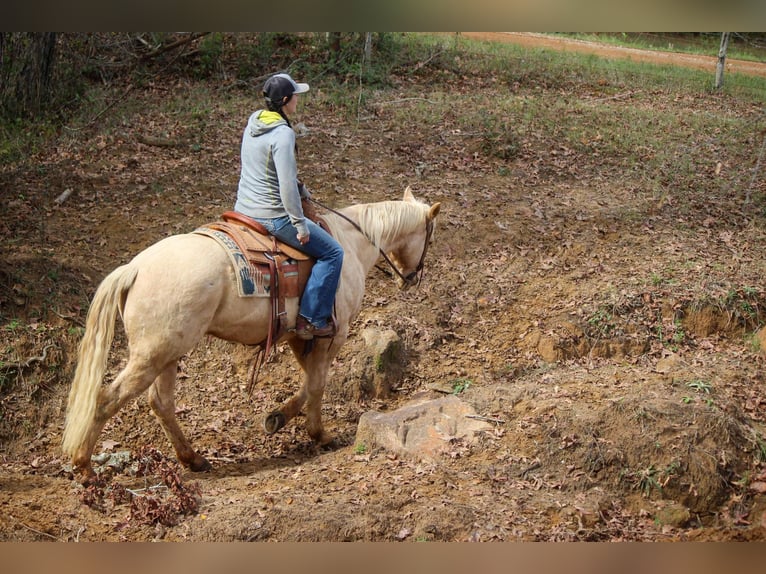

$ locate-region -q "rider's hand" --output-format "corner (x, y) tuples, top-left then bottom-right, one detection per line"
(297, 232), (310, 245)
(297, 181), (311, 199)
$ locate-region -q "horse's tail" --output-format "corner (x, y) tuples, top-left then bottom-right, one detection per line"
(61, 263), (139, 458)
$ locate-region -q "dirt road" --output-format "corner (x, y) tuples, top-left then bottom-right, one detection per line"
(461, 32), (766, 78)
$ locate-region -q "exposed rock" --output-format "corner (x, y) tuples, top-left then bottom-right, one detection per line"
(756, 327), (766, 356)
(359, 327), (405, 398)
(528, 321), (647, 363)
(329, 328), (405, 401)
(355, 395), (492, 458)
(588, 338), (649, 359)
(655, 503), (691, 528)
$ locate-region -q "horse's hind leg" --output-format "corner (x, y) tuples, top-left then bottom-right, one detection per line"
(148, 364), (211, 472)
(72, 358), (160, 482)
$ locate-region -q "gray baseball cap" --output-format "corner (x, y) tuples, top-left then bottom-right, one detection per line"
(263, 73), (309, 106)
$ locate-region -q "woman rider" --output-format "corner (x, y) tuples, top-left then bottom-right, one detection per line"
(234, 73), (343, 339)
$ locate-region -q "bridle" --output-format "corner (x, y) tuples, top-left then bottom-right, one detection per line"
(309, 198), (434, 287)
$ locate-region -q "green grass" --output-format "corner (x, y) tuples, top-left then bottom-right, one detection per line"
(408, 32), (764, 100)
(412, 34), (766, 94)
(0, 116), (59, 164)
(557, 33), (766, 63)
(450, 378), (472, 394)
(3, 32), (765, 180)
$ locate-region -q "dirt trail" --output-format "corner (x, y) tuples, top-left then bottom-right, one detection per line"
(461, 32), (766, 78)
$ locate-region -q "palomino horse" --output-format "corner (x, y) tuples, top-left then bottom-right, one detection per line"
(62, 187), (440, 483)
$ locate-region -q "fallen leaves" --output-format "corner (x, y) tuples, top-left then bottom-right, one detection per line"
(80, 447), (201, 528)
(3, 34), (766, 543)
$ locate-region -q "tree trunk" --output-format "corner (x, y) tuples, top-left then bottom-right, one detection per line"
(328, 32), (341, 55)
(363, 32), (372, 63)
(715, 32), (730, 90)
(0, 32), (57, 118)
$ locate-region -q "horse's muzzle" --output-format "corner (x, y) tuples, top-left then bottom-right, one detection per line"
(398, 271), (421, 290)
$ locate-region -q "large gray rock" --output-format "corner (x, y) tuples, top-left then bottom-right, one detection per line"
(354, 395), (492, 458)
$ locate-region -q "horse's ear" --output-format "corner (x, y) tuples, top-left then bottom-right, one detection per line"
(403, 186), (415, 202)
(428, 202), (441, 220)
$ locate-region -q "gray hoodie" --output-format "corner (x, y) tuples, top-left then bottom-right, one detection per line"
(235, 110), (308, 237)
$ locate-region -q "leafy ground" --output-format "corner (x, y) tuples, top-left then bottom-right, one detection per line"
(1, 33), (766, 541)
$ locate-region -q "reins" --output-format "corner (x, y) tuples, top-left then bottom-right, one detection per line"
(308, 197), (433, 286)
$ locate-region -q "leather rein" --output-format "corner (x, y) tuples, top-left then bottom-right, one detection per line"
(309, 198), (433, 286)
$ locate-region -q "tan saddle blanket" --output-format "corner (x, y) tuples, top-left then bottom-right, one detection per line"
(194, 210), (316, 358)
(193, 211), (313, 299)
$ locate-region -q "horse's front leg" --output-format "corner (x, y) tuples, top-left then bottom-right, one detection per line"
(303, 366), (334, 446)
(264, 339), (334, 446)
(263, 385), (306, 434)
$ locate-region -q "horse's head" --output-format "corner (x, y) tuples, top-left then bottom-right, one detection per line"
(387, 187), (441, 290)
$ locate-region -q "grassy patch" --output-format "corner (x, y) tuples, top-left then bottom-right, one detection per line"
(450, 378), (472, 394)
(559, 33), (766, 63)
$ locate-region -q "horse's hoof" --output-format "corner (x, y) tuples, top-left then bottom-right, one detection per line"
(189, 457), (212, 472)
(319, 438), (339, 450)
(72, 461), (97, 485)
(311, 431), (335, 448)
(264, 411), (287, 434)
(79, 469), (98, 486)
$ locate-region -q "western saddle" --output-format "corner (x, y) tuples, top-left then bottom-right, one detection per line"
(200, 210), (317, 388)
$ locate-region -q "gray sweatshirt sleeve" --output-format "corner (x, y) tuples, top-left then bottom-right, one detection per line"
(272, 127), (308, 237)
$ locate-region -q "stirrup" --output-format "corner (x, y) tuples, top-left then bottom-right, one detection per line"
(295, 316), (336, 340)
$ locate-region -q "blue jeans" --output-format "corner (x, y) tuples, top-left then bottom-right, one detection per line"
(253, 215), (343, 328)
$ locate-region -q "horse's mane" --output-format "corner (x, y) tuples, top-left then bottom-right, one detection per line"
(345, 200), (427, 249)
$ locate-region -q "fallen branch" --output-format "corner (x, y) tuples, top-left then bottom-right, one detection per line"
(51, 308), (86, 328)
(53, 189), (73, 206)
(139, 32), (210, 61)
(413, 48), (445, 71)
(466, 414), (505, 424)
(519, 459), (542, 477)
(1, 343), (56, 372)
(10, 516), (59, 541)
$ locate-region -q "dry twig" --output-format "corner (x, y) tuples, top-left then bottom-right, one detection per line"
(51, 308), (85, 328)
(466, 414), (505, 424)
(1, 343), (56, 372)
(11, 516), (59, 541)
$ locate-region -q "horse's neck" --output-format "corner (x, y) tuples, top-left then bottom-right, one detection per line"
(327, 204), (384, 271)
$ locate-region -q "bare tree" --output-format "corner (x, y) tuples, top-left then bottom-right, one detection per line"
(364, 32), (373, 63)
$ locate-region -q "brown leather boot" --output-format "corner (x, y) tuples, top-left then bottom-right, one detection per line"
(295, 316), (336, 340)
